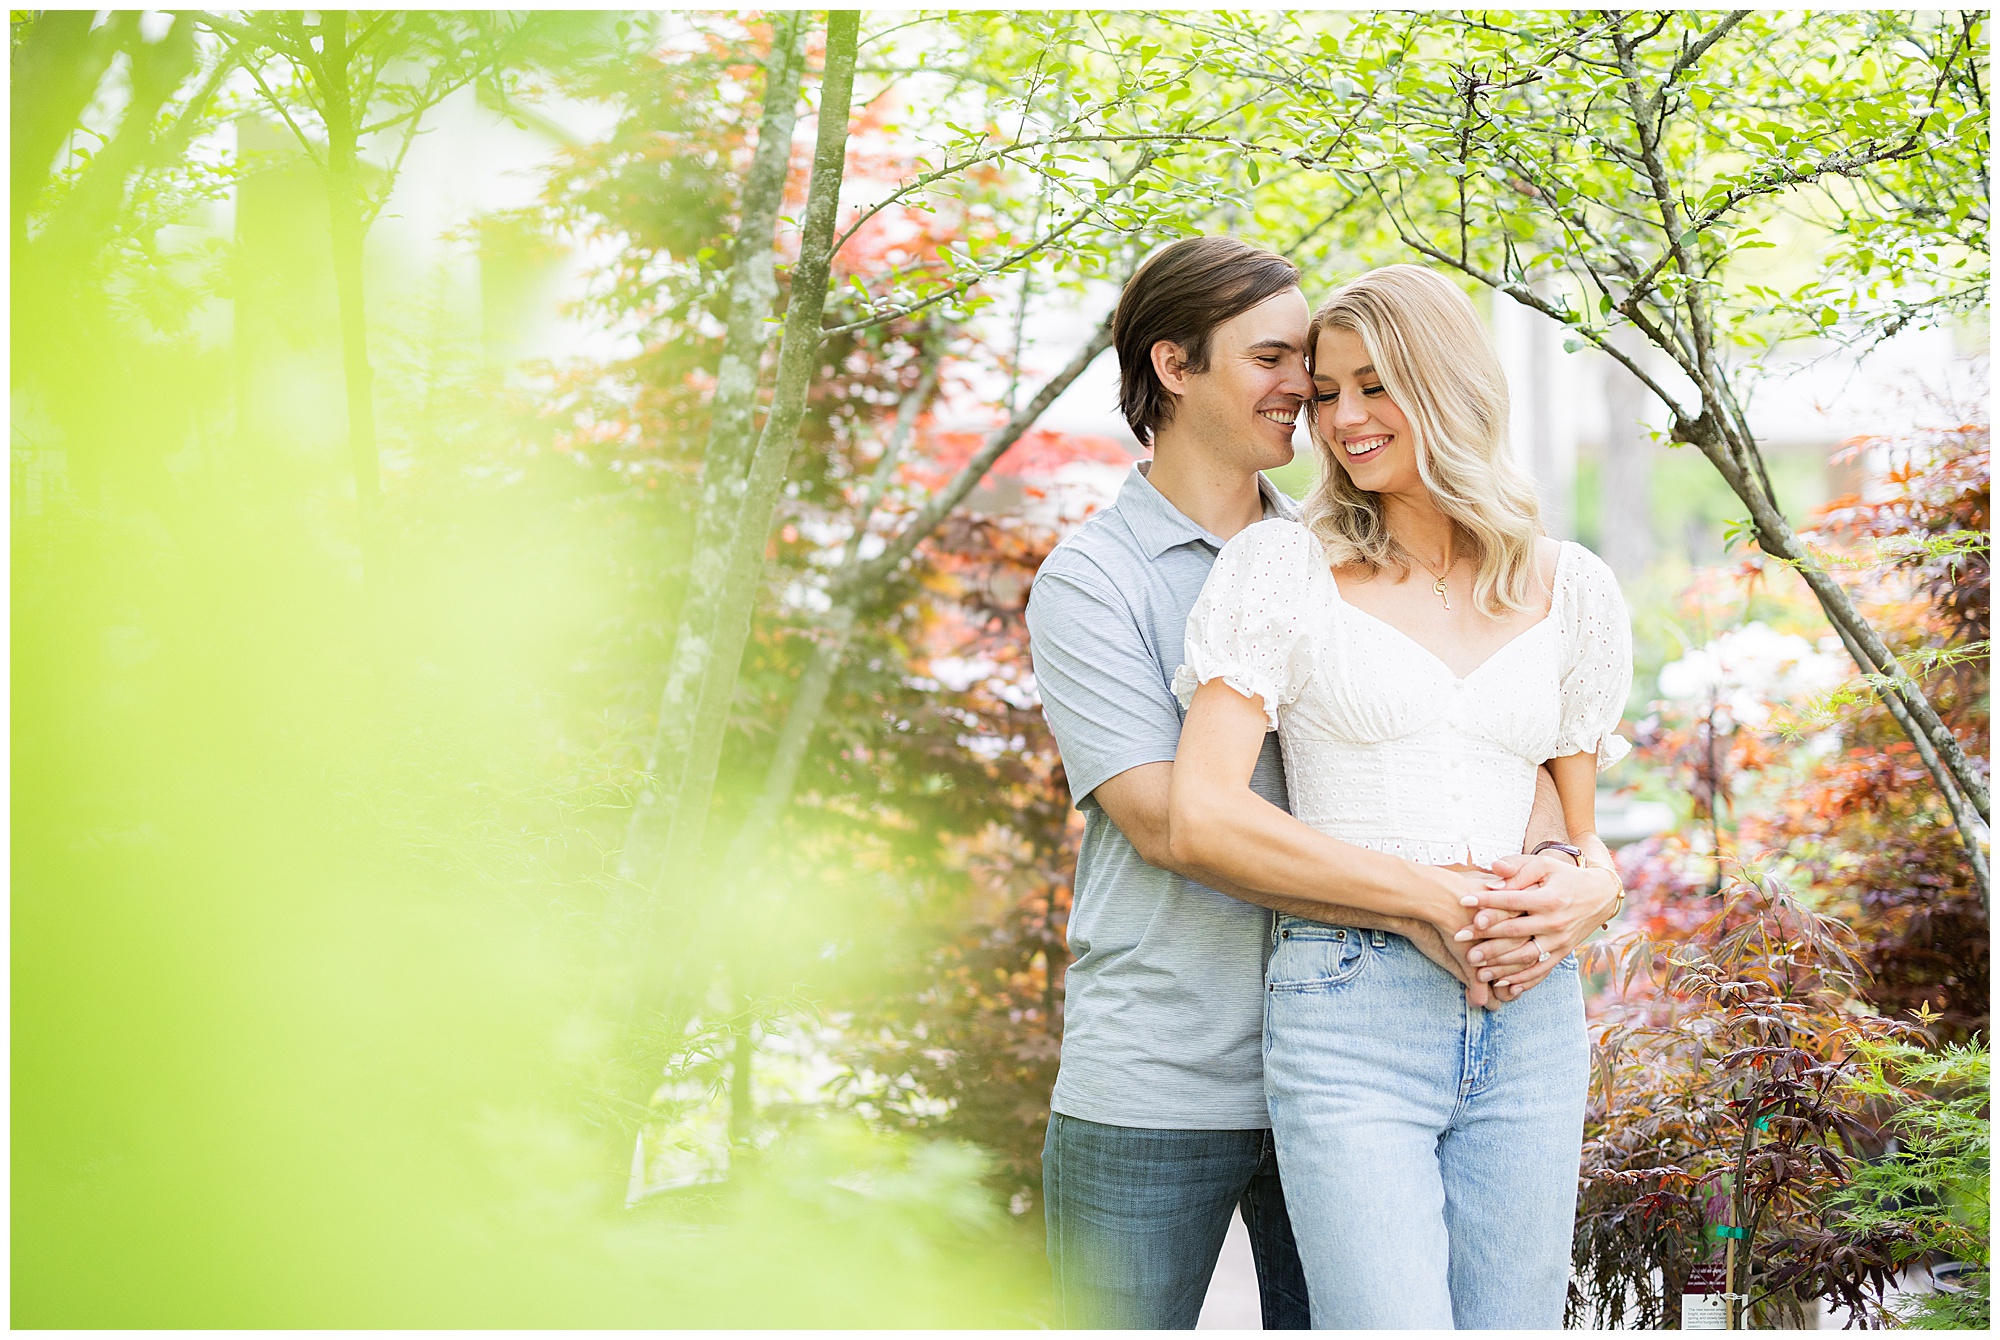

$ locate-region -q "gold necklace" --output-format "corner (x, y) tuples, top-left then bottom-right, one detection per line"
(1409, 542), (1455, 610)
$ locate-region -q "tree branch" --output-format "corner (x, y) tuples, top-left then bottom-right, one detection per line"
(836, 308), (1116, 599)
(1384, 216), (1694, 422)
(821, 147), (1156, 340)
(1666, 10), (1750, 87)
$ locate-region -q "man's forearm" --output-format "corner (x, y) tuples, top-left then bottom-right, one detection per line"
(1089, 758), (1470, 978)
(1523, 763), (1572, 854)
(1197, 874), (1436, 943)
(1175, 860), (1469, 984)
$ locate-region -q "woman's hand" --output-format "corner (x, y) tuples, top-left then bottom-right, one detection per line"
(1414, 864), (1527, 1010)
(1453, 853), (1620, 999)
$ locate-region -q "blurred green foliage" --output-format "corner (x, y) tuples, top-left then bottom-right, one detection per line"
(11, 234), (1048, 1326)
(12, 9), (1054, 1325)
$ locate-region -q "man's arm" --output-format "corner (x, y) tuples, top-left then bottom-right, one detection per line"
(1524, 763), (1571, 855)
(1093, 762), (1462, 944)
(1093, 760), (1489, 984)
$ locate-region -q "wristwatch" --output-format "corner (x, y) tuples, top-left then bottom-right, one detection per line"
(1530, 840), (1583, 865)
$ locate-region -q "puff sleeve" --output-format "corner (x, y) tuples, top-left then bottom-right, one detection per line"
(1553, 542), (1634, 771)
(1172, 519), (1318, 732)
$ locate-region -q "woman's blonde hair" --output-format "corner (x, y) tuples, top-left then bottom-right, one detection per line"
(1300, 264), (1544, 616)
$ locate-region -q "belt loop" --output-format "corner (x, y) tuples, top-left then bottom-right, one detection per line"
(1370, 929), (1388, 948)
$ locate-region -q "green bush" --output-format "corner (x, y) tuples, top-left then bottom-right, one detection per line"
(1837, 1038), (1991, 1329)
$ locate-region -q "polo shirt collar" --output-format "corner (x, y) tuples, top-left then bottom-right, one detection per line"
(1118, 458), (1303, 560)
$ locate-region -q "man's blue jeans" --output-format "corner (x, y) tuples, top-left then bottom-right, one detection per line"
(1042, 1111), (1311, 1329)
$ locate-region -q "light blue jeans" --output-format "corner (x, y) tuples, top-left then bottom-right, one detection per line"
(1263, 916), (1588, 1329)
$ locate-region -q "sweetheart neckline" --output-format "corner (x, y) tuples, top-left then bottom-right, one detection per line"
(1326, 541), (1573, 682)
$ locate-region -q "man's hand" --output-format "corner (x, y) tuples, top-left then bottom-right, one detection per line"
(1453, 853), (1620, 999)
(1423, 863), (1532, 1008)
(1421, 864), (1532, 1009)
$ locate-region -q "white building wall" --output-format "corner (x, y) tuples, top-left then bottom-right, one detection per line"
(1492, 289), (1580, 539)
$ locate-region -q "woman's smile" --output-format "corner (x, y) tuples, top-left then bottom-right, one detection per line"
(1342, 432), (1392, 462)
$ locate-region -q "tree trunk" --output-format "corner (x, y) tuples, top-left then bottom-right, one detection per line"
(10, 12), (133, 253)
(1610, 15), (1988, 845)
(636, 12), (863, 952)
(681, 315), (1115, 1173)
(318, 13), (381, 579)
(616, 12), (808, 886)
(35, 16), (198, 265)
(709, 352), (945, 882)
(1672, 410), (1990, 905)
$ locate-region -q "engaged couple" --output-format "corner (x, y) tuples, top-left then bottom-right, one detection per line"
(1026, 238), (1635, 1330)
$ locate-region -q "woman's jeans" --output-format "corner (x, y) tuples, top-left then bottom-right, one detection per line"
(1264, 917), (1588, 1329)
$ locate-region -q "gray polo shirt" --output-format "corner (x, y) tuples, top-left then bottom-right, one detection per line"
(1025, 461), (1297, 1130)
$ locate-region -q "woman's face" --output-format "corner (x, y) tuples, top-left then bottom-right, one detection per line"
(1311, 326), (1420, 497)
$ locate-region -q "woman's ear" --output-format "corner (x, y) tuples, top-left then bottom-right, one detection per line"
(1150, 339), (1192, 397)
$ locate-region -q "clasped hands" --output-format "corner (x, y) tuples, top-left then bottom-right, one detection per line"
(1432, 854), (1620, 1008)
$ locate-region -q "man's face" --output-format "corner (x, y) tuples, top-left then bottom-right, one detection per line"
(1161, 286), (1311, 472)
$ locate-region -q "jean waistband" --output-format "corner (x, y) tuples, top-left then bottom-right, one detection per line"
(1271, 914), (1397, 948)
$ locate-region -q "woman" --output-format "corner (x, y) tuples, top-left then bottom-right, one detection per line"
(1166, 265), (1632, 1328)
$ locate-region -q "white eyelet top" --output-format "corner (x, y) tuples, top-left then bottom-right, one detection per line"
(1172, 518), (1633, 869)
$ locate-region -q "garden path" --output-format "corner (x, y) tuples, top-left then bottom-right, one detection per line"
(1197, 1208), (1261, 1329)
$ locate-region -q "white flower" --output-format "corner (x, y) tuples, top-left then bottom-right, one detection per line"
(1656, 622), (1849, 730)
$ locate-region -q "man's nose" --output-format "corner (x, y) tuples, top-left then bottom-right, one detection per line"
(1276, 358), (1312, 401)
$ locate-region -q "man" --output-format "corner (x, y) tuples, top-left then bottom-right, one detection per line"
(1025, 237), (1615, 1328)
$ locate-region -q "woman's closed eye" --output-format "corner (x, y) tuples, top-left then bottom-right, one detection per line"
(1311, 385), (1386, 404)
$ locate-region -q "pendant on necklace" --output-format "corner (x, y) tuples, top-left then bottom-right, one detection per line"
(1433, 577), (1451, 610)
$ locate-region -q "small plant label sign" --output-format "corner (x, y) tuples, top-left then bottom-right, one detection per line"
(1682, 1263), (1729, 1330)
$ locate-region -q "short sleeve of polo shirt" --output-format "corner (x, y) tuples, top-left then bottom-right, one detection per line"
(1026, 559), (1185, 810)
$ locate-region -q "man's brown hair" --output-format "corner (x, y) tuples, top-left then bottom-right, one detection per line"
(1113, 236), (1301, 446)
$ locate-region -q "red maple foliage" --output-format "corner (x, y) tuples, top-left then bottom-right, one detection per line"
(1572, 408), (1989, 1325)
